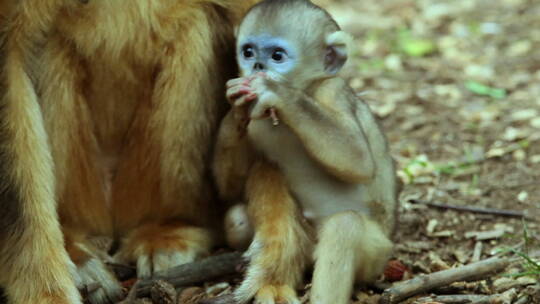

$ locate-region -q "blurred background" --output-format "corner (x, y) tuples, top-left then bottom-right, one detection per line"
(311, 0), (539, 300)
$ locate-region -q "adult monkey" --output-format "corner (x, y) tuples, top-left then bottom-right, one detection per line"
(0, 1), (257, 303)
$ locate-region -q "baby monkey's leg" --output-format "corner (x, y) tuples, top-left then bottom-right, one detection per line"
(311, 211), (393, 304)
(234, 161), (312, 304)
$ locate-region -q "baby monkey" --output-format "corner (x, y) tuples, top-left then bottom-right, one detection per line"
(213, 1), (400, 303)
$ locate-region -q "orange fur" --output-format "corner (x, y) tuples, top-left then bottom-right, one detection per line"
(213, 111), (256, 202)
(115, 222), (213, 277)
(0, 2), (81, 303)
(234, 161), (313, 304)
(0, 1), (257, 303)
(64, 232), (93, 266)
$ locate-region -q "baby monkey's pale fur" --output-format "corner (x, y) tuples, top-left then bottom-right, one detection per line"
(213, 1), (400, 304)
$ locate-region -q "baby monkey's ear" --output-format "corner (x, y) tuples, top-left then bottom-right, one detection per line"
(324, 31), (353, 75)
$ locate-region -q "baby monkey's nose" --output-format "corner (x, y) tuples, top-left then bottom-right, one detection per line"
(253, 62), (265, 71)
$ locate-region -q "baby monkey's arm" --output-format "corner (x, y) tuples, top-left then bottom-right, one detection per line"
(250, 77), (375, 184)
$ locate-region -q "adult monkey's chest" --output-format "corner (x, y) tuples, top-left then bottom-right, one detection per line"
(51, 1), (197, 151)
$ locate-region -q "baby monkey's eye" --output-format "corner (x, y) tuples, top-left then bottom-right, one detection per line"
(271, 48), (286, 62)
(242, 45), (255, 58)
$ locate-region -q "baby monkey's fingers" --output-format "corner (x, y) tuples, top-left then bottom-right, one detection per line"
(234, 92), (258, 108)
(226, 78), (246, 89)
(232, 93), (257, 126)
(226, 85), (255, 104)
(226, 75), (258, 89)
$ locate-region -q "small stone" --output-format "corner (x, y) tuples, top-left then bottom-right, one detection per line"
(513, 149), (526, 161)
(517, 191), (528, 203)
(384, 54), (403, 71)
(530, 154), (540, 163)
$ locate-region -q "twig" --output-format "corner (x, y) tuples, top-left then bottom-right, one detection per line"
(199, 294), (236, 304)
(379, 257), (510, 304)
(417, 288), (517, 304)
(136, 252), (244, 297)
(515, 296), (530, 304)
(118, 280), (142, 304)
(471, 242), (483, 262)
(409, 199), (535, 221)
(417, 294), (492, 304)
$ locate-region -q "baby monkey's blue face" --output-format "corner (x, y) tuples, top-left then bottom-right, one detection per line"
(237, 35), (298, 78)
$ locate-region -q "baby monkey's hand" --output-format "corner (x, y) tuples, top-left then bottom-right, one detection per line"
(226, 75), (259, 128)
(226, 75), (258, 107)
(226, 72), (280, 126)
(247, 74), (281, 125)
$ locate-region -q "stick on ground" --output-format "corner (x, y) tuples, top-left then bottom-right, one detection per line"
(379, 257), (511, 304)
(136, 252), (245, 297)
(417, 288), (517, 304)
(418, 294), (492, 304)
(409, 199), (535, 220)
(118, 280), (143, 304)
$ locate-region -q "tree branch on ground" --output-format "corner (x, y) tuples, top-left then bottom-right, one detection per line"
(380, 257), (511, 304)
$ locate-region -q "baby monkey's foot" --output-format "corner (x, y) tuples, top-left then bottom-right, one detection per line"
(253, 285), (300, 304)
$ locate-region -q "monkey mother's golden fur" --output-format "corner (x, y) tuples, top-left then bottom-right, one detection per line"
(213, 1), (400, 304)
(0, 1), (256, 303)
